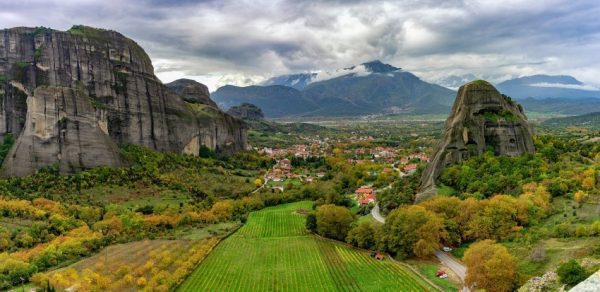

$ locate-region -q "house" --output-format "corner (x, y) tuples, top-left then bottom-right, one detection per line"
(404, 164), (418, 174)
(359, 193), (376, 205)
(278, 159), (292, 171)
(355, 187), (374, 196)
(369, 251), (385, 260)
(355, 187), (376, 205)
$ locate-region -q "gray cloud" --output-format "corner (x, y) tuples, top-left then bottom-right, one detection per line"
(1, 0), (599, 90)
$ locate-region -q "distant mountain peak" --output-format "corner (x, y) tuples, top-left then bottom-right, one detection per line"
(360, 60), (401, 73)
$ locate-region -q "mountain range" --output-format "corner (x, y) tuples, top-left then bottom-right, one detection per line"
(212, 61), (456, 117)
(496, 75), (600, 100)
(213, 61), (600, 118)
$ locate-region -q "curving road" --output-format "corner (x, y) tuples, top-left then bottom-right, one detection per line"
(371, 204), (386, 223)
(371, 203), (470, 291)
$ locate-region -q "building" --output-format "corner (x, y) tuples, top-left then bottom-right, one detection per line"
(355, 187), (376, 205)
(404, 164), (418, 174)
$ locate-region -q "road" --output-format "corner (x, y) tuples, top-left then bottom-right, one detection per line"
(371, 204), (386, 223)
(435, 250), (466, 280)
(371, 203), (470, 291)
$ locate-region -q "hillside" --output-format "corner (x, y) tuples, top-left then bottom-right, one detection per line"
(212, 85), (318, 117)
(519, 97), (600, 115)
(543, 112), (600, 128)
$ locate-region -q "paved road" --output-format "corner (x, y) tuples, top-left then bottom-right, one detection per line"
(370, 202), (470, 291)
(371, 204), (385, 223)
(435, 250), (466, 280)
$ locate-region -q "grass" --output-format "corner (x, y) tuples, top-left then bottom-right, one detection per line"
(357, 213), (377, 224)
(450, 243), (470, 259)
(175, 222), (240, 241)
(436, 184), (457, 196)
(266, 177), (303, 187)
(409, 260), (459, 292)
(178, 201), (435, 291)
(503, 237), (600, 285)
(83, 184), (189, 209)
(542, 196), (600, 227)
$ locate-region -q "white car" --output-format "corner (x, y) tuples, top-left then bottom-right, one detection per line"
(439, 274), (448, 279)
(442, 246), (452, 252)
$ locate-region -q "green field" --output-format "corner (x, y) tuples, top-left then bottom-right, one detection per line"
(178, 201), (435, 291)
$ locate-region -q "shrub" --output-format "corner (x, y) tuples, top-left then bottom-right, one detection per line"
(557, 260), (588, 286)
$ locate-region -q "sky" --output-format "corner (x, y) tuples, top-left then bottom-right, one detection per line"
(1, 0), (599, 91)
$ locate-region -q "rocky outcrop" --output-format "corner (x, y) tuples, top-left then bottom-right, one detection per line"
(165, 78), (217, 107)
(418, 80), (534, 201)
(0, 26), (247, 176)
(226, 103), (264, 120)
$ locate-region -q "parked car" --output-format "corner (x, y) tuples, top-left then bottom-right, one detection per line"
(442, 246), (452, 252)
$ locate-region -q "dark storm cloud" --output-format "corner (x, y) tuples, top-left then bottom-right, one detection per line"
(1, 0), (599, 89)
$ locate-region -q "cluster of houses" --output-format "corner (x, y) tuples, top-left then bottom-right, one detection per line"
(258, 143), (329, 159)
(265, 159), (293, 181)
(265, 158), (325, 184)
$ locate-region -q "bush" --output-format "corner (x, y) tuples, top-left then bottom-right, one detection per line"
(557, 260), (588, 286)
(305, 213), (317, 232)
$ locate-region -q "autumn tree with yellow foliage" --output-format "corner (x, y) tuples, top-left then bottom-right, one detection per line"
(464, 240), (516, 292)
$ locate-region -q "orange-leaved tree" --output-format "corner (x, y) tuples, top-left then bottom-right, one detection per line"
(464, 239), (516, 292)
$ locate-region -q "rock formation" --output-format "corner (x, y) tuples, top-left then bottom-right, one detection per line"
(165, 78), (217, 107)
(418, 80), (535, 201)
(0, 26), (247, 176)
(226, 103), (265, 120)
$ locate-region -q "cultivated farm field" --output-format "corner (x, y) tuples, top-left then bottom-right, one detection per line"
(178, 201), (435, 291)
(38, 238), (219, 291)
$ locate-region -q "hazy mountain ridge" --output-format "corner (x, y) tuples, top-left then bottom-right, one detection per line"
(497, 74), (600, 100)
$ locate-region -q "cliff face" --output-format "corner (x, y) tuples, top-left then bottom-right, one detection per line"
(418, 80), (534, 201)
(165, 78), (217, 107)
(226, 103), (265, 120)
(0, 26), (246, 176)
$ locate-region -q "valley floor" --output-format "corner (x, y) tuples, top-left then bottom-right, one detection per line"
(177, 201), (436, 291)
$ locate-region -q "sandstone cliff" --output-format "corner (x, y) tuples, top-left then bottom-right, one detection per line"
(418, 80), (535, 201)
(0, 26), (247, 176)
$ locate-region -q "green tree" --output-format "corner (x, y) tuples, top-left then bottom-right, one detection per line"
(380, 205), (446, 258)
(346, 221), (380, 249)
(305, 213), (317, 232)
(315, 204), (354, 240)
(557, 260), (588, 286)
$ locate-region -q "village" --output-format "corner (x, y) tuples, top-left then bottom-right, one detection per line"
(258, 142), (430, 206)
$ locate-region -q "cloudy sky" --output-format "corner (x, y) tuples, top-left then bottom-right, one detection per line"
(1, 0), (599, 90)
